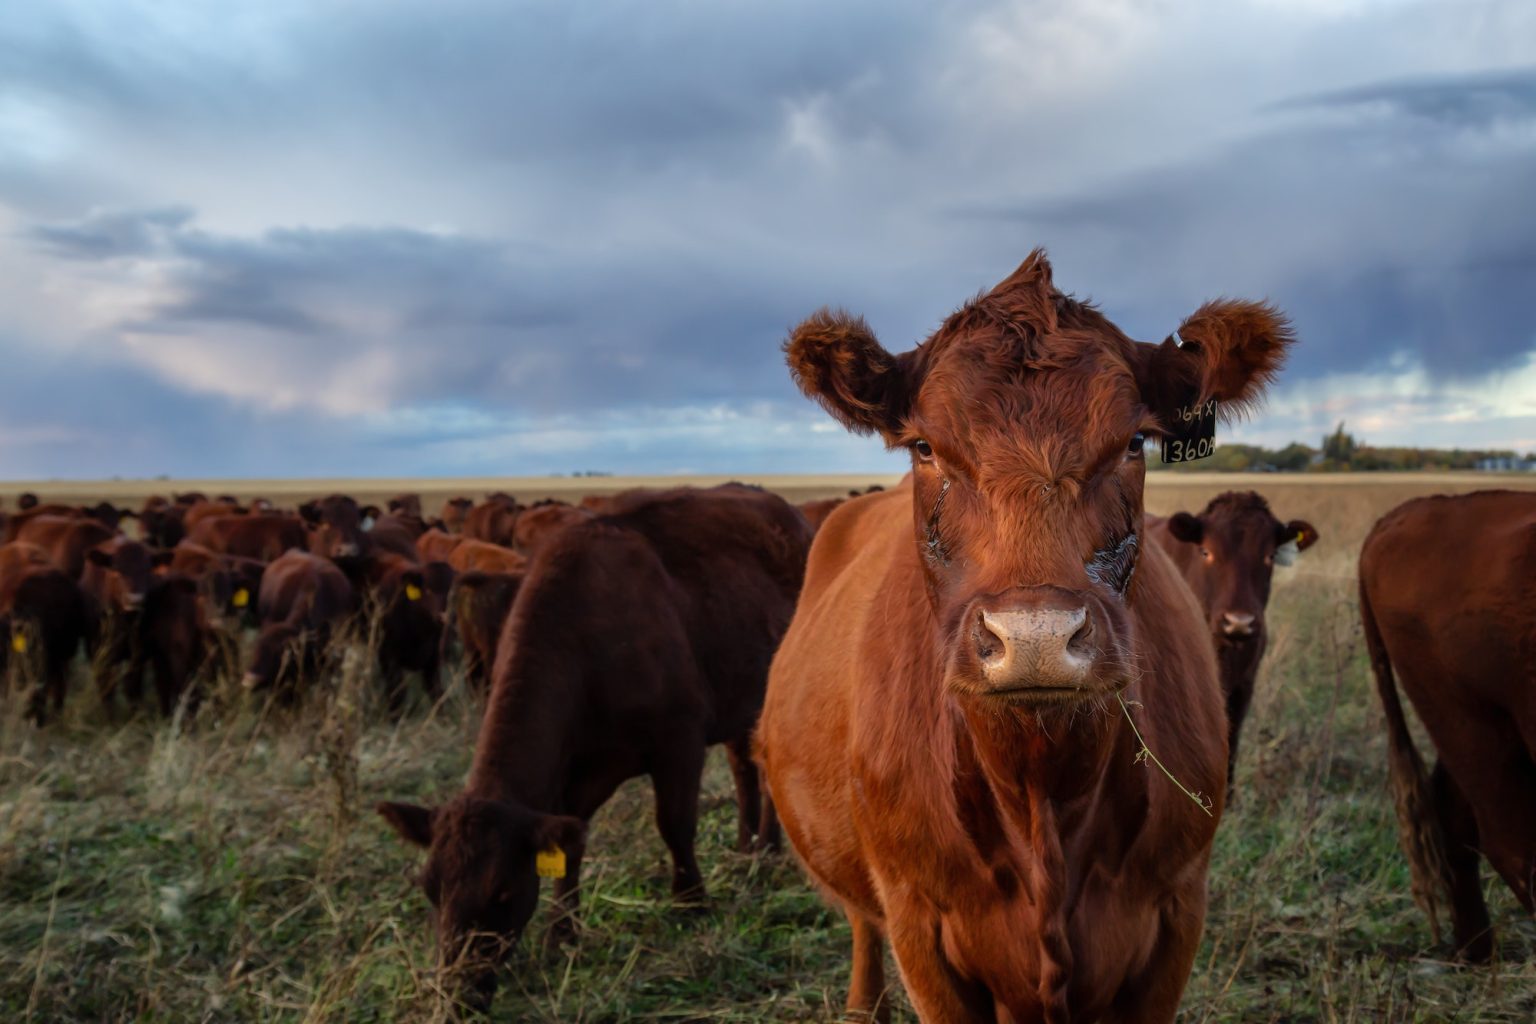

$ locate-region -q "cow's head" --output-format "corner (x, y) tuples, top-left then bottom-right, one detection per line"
(85, 540), (173, 610)
(378, 797), (584, 1010)
(440, 497), (475, 534)
(786, 250), (1293, 707)
(1165, 491), (1317, 644)
(302, 495), (369, 559)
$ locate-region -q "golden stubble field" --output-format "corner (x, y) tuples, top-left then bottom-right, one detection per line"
(2, 471), (1535, 1022)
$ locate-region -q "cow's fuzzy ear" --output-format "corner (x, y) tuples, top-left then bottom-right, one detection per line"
(86, 548), (114, 568)
(1136, 300), (1294, 427)
(1167, 512), (1204, 545)
(785, 309), (913, 440)
(1279, 519), (1320, 551)
(377, 801), (435, 848)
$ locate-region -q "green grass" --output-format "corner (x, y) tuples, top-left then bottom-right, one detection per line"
(2, 572), (1534, 1021)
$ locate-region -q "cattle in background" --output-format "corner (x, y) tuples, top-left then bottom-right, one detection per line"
(463, 495), (520, 547)
(449, 570), (524, 694)
(416, 528), (463, 564)
(300, 494), (373, 560)
(447, 538), (527, 575)
(439, 496), (474, 534)
(17, 493), (39, 511)
(512, 502), (591, 557)
(1148, 491), (1319, 785)
(379, 484), (811, 1006)
(1360, 490), (1536, 963)
(182, 498), (245, 530)
(366, 553), (453, 711)
(0, 542), (89, 722)
(367, 513), (429, 562)
(186, 514), (307, 563)
(11, 515), (118, 578)
(167, 543), (266, 629)
(758, 252), (1292, 1021)
(138, 496), (189, 548)
(387, 493), (423, 519)
(242, 550), (355, 699)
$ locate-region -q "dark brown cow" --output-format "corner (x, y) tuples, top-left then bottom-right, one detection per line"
(167, 543), (266, 628)
(134, 575), (219, 716)
(462, 496), (520, 547)
(439, 496), (475, 534)
(301, 494), (371, 559)
(12, 515), (117, 578)
(0, 563), (90, 722)
(185, 514), (307, 563)
(447, 538), (527, 575)
(758, 252), (1292, 1022)
(379, 484), (811, 1006)
(367, 513), (428, 562)
(1147, 491), (1319, 785)
(80, 537), (175, 707)
(1360, 490), (1536, 963)
(242, 550), (355, 698)
(17, 492), (39, 511)
(511, 502), (591, 557)
(449, 570), (525, 694)
(363, 552), (452, 711)
(387, 493), (423, 519)
(138, 496), (189, 548)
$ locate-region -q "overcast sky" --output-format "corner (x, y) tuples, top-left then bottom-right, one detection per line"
(2, 0), (1533, 479)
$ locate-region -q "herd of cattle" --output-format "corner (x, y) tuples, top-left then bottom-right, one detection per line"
(6, 253), (1534, 1020)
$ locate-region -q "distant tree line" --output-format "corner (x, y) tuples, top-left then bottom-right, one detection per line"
(1151, 422), (1536, 473)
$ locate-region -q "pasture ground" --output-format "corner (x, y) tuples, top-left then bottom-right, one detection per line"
(3, 472), (1536, 1022)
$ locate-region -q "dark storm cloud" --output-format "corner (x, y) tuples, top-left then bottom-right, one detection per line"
(1, 1), (1534, 475)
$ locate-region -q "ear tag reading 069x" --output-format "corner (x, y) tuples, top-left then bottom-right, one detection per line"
(1161, 398), (1218, 465)
(536, 847), (567, 879)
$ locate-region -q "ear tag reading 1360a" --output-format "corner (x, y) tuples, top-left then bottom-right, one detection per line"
(1161, 398), (1218, 465)
(536, 847), (567, 879)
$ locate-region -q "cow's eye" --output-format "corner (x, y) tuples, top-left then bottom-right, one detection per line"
(913, 440), (934, 461)
(1127, 433), (1145, 456)
(1200, 547), (1213, 561)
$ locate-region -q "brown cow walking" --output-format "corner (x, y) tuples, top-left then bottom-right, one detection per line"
(759, 252), (1293, 1022)
(1148, 491), (1319, 785)
(1360, 489), (1536, 962)
(379, 484), (811, 1009)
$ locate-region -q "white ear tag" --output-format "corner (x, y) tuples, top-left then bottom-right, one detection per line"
(1275, 539), (1300, 567)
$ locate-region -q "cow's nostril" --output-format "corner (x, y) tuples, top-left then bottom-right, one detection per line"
(1067, 615), (1094, 656)
(974, 611), (1005, 664)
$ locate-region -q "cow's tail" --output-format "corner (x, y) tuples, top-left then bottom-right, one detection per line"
(1360, 574), (1451, 942)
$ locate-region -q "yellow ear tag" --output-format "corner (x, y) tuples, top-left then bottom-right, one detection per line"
(11, 633), (27, 654)
(536, 847), (566, 879)
(1297, 531), (1307, 544)
(405, 583), (423, 602)
(232, 588), (250, 608)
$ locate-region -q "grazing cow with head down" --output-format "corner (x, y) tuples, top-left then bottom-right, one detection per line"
(447, 538), (527, 575)
(1147, 491), (1319, 785)
(378, 484), (811, 1009)
(1360, 489), (1536, 964)
(758, 251), (1293, 1022)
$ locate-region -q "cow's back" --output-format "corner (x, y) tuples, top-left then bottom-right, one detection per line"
(1362, 491), (1536, 720)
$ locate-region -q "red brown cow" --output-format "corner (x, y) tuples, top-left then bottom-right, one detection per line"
(439, 496), (475, 534)
(1360, 489), (1536, 963)
(364, 552), (452, 711)
(167, 543), (266, 628)
(12, 515), (117, 578)
(379, 484), (811, 1007)
(186, 514), (307, 563)
(416, 528), (463, 564)
(757, 252), (1292, 1022)
(511, 502), (591, 557)
(242, 550), (355, 698)
(182, 498), (244, 529)
(1147, 491), (1319, 785)
(449, 570), (525, 694)
(367, 513), (428, 562)
(462, 496), (520, 547)
(447, 538), (527, 575)
(134, 575), (219, 716)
